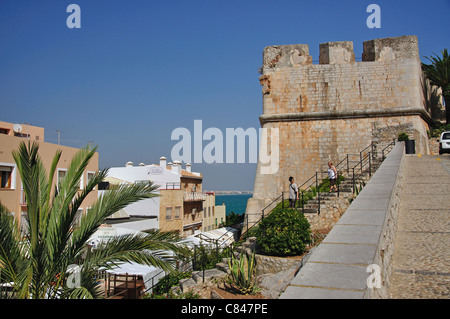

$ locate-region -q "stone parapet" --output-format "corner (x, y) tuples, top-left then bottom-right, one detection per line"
(362, 35), (420, 62)
(319, 41), (355, 65)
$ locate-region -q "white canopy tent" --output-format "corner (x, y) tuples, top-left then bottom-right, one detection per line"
(89, 226), (169, 293)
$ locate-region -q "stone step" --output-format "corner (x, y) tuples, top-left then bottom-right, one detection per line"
(192, 269), (228, 284)
(215, 262), (230, 274)
(300, 208), (318, 214)
(318, 192), (338, 198)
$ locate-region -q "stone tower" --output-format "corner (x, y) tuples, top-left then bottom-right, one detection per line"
(246, 35), (430, 223)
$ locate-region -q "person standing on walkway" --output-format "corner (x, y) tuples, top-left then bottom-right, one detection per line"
(289, 176), (298, 208)
(328, 161), (338, 192)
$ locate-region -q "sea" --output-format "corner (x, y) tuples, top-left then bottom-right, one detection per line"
(215, 194), (252, 216)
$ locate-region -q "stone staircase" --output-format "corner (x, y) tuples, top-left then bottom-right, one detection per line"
(300, 157), (383, 216)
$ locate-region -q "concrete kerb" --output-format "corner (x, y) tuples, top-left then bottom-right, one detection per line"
(279, 142), (405, 299)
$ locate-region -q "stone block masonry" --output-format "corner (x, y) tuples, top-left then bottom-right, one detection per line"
(246, 35), (431, 224)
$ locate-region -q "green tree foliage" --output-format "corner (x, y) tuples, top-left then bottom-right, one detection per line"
(422, 49), (450, 124)
(225, 211), (244, 227)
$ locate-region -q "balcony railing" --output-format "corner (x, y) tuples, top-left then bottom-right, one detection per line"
(183, 192), (206, 202)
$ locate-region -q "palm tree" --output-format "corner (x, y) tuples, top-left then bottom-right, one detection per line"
(422, 48), (450, 124)
(0, 141), (190, 299)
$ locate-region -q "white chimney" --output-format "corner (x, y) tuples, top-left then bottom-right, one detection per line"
(125, 161), (133, 167)
(186, 163), (192, 173)
(160, 156), (167, 169)
(167, 162), (173, 170)
(172, 160), (181, 174)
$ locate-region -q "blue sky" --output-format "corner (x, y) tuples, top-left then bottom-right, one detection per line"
(1, 0), (449, 191)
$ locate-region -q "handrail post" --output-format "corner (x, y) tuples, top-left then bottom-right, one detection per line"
(352, 167), (355, 194)
(360, 152), (363, 173)
(316, 172), (320, 215)
(246, 214), (248, 235)
(347, 154), (349, 175)
(301, 191), (304, 214)
(337, 171), (340, 197)
(282, 192), (284, 209)
(369, 152), (372, 176)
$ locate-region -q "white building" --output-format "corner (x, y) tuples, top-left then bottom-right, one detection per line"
(102, 158), (205, 236)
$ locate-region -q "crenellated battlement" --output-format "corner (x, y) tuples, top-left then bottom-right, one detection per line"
(259, 35), (426, 118)
(262, 35), (419, 70)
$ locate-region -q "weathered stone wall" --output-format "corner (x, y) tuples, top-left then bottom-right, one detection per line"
(247, 36), (431, 223)
(305, 196), (351, 232)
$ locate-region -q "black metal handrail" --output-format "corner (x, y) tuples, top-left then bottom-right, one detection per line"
(382, 139), (396, 160)
(250, 141), (386, 231)
(261, 193), (283, 218)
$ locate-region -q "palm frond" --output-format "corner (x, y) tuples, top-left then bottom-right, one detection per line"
(69, 182), (159, 260)
(0, 202), (22, 286)
(84, 230), (190, 274)
(423, 48), (450, 94)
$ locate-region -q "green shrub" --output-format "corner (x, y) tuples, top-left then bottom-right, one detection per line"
(428, 122), (450, 138)
(193, 244), (231, 271)
(225, 211), (245, 227)
(398, 132), (409, 141)
(153, 271), (192, 294)
(256, 207), (311, 257)
(142, 288), (200, 299)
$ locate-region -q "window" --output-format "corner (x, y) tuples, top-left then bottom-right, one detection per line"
(174, 206), (181, 219)
(74, 208), (83, 227)
(87, 171), (96, 189)
(208, 207), (211, 217)
(0, 164), (16, 189)
(0, 166), (12, 189)
(166, 207), (172, 220)
(14, 132), (30, 138)
(57, 169), (67, 187)
(136, 180), (150, 186)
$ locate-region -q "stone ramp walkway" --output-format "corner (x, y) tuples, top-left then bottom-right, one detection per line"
(279, 142), (406, 299)
(388, 155), (450, 299)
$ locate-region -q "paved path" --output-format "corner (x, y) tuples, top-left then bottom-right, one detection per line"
(388, 154), (450, 299)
